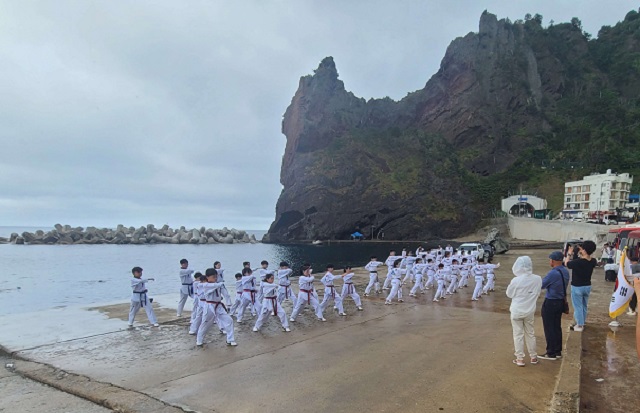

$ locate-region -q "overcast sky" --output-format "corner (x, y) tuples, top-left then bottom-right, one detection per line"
(0, 1), (636, 230)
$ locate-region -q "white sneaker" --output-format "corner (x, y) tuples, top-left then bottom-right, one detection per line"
(188, 331), (196, 335)
(398, 299), (404, 302)
(227, 341), (238, 346)
(573, 325), (584, 332)
(176, 313), (181, 317)
(339, 313), (347, 316)
(318, 317), (327, 322)
(289, 318), (295, 322)
(409, 294), (416, 297)
(153, 323), (160, 327)
(628, 310), (637, 316)
(384, 301), (391, 305)
(127, 324), (134, 328)
(357, 306), (363, 311)
(283, 327), (291, 332)
(433, 299), (439, 302)
(252, 327), (259, 332)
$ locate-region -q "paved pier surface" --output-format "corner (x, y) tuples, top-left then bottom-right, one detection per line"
(4, 249), (637, 413)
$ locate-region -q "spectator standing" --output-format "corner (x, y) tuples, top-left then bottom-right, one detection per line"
(539, 251), (570, 360)
(506, 256), (542, 366)
(565, 241), (598, 332)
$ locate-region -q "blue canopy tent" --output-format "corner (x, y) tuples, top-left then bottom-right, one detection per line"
(351, 231), (364, 240)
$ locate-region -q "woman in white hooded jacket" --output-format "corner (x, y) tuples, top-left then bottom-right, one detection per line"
(506, 256), (542, 366)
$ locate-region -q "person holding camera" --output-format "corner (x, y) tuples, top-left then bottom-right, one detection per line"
(564, 241), (598, 332)
(539, 252), (570, 360)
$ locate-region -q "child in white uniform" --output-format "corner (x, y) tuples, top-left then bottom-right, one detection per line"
(214, 261), (232, 306)
(447, 259), (460, 295)
(471, 261), (486, 301)
(277, 261), (297, 305)
(290, 265), (325, 321)
(364, 256), (385, 296)
(228, 273), (243, 316)
(128, 266), (159, 327)
(236, 267), (259, 323)
(341, 266), (363, 310)
(177, 258), (194, 317)
(253, 273), (291, 332)
(433, 263), (447, 302)
(189, 273), (207, 334)
(190, 272), (202, 324)
(482, 262), (501, 294)
(319, 264), (346, 316)
(424, 258), (436, 289)
(196, 269), (237, 347)
(458, 258), (471, 288)
(383, 250), (398, 290)
(402, 252), (418, 285)
(409, 258), (425, 296)
(385, 259), (404, 305)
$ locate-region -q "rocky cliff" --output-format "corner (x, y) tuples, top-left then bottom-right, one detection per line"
(265, 10), (640, 242)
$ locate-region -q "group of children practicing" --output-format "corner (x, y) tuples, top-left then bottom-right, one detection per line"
(127, 245), (500, 348)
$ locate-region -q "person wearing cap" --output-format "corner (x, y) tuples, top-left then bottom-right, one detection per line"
(506, 256), (542, 366)
(539, 251), (570, 360)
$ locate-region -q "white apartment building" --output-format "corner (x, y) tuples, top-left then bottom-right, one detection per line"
(563, 169), (633, 216)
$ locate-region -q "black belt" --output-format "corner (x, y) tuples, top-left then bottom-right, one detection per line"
(135, 289), (148, 307)
(182, 283), (194, 296)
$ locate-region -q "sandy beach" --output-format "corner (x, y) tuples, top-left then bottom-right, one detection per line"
(2, 248), (639, 413)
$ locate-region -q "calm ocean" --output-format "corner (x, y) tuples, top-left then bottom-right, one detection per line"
(0, 226), (434, 316)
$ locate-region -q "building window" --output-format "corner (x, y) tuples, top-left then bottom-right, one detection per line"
(585, 194), (590, 201)
(566, 197), (571, 202)
(583, 203), (589, 209)
(567, 187), (572, 194)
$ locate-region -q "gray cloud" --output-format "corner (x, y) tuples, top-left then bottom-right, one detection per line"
(0, 0), (636, 228)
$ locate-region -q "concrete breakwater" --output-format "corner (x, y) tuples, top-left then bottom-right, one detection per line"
(2, 224), (258, 245)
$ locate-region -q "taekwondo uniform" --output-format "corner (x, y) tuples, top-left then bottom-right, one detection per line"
(177, 268), (194, 317)
(277, 268), (297, 304)
(385, 267), (403, 304)
(319, 271), (345, 315)
(290, 274), (324, 321)
(253, 282), (290, 331)
(128, 276), (158, 326)
(341, 271), (363, 309)
(196, 281), (236, 346)
(364, 260), (384, 295)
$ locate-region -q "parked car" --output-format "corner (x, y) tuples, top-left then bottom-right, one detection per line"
(458, 242), (491, 262)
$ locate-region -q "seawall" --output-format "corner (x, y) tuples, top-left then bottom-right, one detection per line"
(507, 215), (617, 243)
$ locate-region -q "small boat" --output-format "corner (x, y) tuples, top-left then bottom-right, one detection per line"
(312, 240), (323, 245)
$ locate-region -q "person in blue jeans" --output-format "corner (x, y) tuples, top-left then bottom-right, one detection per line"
(565, 241), (597, 332)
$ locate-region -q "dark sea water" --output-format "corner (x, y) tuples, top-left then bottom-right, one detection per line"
(0, 226), (443, 315)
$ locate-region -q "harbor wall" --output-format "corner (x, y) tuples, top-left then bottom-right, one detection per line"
(507, 215), (617, 243)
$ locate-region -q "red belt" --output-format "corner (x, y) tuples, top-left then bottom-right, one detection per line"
(267, 296), (278, 314)
(326, 285), (335, 298)
(206, 301), (227, 312)
(280, 285), (293, 299)
(243, 289), (256, 304)
(300, 288), (312, 302)
(345, 282), (354, 294)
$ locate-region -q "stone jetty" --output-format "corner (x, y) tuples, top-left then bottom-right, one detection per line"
(3, 224), (258, 245)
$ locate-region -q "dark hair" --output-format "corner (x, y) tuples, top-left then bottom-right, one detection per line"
(393, 258), (402, 268)
(194, 271), (202, 278)
(131, 266), (143, 274)
(416, 258), (422, 263)
(279, 261), (289, 267)
(213, 261), (221, 267)
(462, 258), (467, 262)
(427, 258), (433, 263)
(205, 268), (217, 277)
(265, 273), (274, 281)
(180, 258), (188, 265)
(389, 250), (395, 253)
(344, 265), (352, 272)
(301, 264), (311, 274)
(326, 264), (334, 269)
(242, 267), (252, 276)
(261, 260), (269, 266)
(243, 261), (250, 267)
(452, 259), (458, 263)
(235, 272), (243, 279)
(199, 274), (207, 282)
(581, 240), (596, 255)
(370, 255), (377, 260)
(438, 263), (444, 268)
